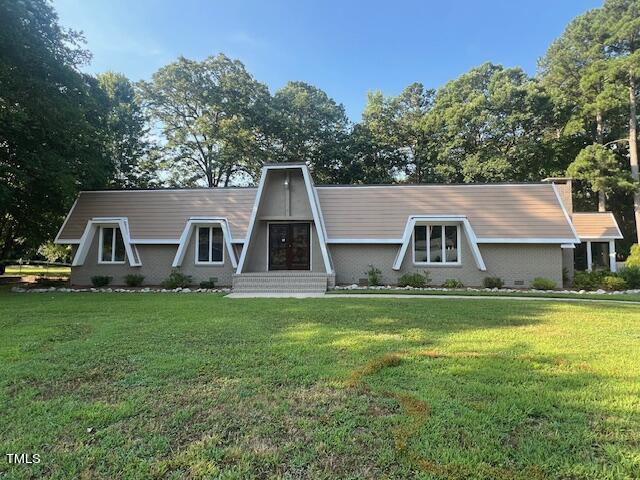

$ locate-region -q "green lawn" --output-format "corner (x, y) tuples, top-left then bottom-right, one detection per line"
(328, 288), (640, 303)
(1, 293), (638, 479)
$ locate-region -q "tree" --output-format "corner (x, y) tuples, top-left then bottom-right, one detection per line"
(97, 72), (159, 188)
(429, 63), (556, 183)
(0, 0), (112, 259)
(361, 83), (435, 182)
(567, 144), (634, 200)
(138, 54), (270, 187)
(540, 8), (627, 211)
(267, 81), (350, 183)
(600, 0), (640, 241)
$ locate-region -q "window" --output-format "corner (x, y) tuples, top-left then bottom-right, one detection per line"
(99, 226), (125, 263)
(413, 224), (460, 264)
(591, 242), (610, 270)
(196, 226), (224, 264)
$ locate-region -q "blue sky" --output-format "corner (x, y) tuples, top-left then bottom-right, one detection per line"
(53, 0), (602, 120)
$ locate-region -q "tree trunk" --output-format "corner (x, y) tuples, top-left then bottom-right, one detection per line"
(630, 73), (640, 243)
(596, 109), (606, 212)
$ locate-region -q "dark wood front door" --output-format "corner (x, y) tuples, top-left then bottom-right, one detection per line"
(268, 223), (311, 270)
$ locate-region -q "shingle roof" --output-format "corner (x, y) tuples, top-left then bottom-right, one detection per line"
(316, 184), (577, 241)
(571, 212), (623, 239)
(57, 183), (579, 243)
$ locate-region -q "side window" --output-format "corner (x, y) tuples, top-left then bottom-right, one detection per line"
(100, 227), (125, 263)
(414, 224), (460, 264)
(196, 226), (224, 264)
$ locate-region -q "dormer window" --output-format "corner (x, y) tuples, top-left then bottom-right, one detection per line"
(99, 226), (126, 264)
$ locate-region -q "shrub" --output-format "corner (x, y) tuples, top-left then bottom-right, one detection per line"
(602, 275), (627, 291)
(483, 277), (504, 289)
(161, 270), (192, 289)
(626, 244), (640, 267)
(398, 271), (430, 288)
(572, 270), (605, 290)
(619, 266), (640, 289)
(91, 275), (112, 287)
(531, 277), (556, 290)
(366, 265), (382, 286)
(442, 279), (464, 288)
(199, 277), (217, 289)
(125, 274), (144, 287)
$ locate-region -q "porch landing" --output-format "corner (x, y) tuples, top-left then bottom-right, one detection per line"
(232, 271), (331, 294)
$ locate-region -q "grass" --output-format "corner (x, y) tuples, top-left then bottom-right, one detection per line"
(0, 292), (639, 479)
(3, 265), (70, 278)
(328, 288), (640, 303)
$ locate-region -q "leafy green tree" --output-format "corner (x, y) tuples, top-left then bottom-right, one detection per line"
(0, 0), (112, 259)
(97, 72), (159, 188)
(361, 83), (435, 182)
(429, 63), (556, 183)
(337, 123), (401, 184)
(38, 242), (72, 263)
(267, 81), (350, 183)
(138, 54), (270, 187)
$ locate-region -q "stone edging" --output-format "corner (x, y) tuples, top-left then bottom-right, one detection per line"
(10, 286), (230, 294)
(331, 285), (640, 296)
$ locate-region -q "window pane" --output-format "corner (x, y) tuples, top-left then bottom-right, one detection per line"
(445, 226), (458, 262)
(198, 227), (210, 262)
(414, 226), (428, 262)
(101, 228), (113, 262)
(114, 228), (125, 262)
(574, 243), (588, 271)
(211, 227), (223, 262)
(591, 242), (610, 270)
(429, 225), (442, 262)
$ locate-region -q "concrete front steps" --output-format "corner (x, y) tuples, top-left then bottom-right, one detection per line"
(232, 271), (329, 294)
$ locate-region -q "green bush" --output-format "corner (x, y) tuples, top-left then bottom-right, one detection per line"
(483, 277), (504, 289)
(602, 275), (627, 291)
(366, 265), (382, 286)
(125, 274), (144, 287)
(619, 266), (640, 289)
(199, 277), (217, 289)
(572, 270), (605, 290)
(625, 244), (640, 267)
(531, 277), (556, 290)
(442, 279), (464, 288)
(398, 271), (430, 288)
(91, 275), (112, 287)
(161, 270), (192, 289)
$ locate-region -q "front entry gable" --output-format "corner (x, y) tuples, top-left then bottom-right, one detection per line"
(236, 164), (332, 274)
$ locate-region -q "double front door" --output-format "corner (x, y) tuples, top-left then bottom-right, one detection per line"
(268, 223), (311, 270)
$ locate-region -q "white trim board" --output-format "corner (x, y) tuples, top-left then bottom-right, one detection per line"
(172, 218), (237, 268)
(393, 215), (486, 271)
(236, 164), (333, 274)
(476, 237), (580, 244)
(551, 183), (580, 243)
(54, 196), (79, 244)
(72, 218), (141, 267)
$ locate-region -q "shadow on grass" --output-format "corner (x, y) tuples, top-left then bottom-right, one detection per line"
(0, 294), (637, 478)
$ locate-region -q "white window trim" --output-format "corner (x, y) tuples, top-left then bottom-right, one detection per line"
(412, 224), (462, 266)
(97, 226), (127, 265)
(172, 218), (236, 268)
(194, 225), (225, 266)
(394, 215), (486, 271)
